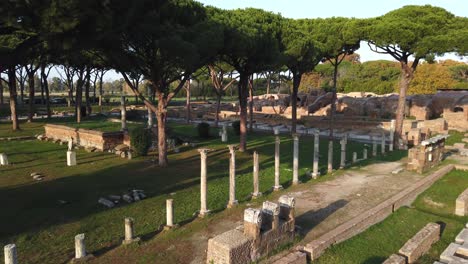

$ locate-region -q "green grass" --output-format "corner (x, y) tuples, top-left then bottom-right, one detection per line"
(0, 120), (399, 263)
(316, 170), (468, 264)
(445, 130), (465, 146)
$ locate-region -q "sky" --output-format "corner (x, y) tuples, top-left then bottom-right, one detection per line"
(68, 0), (468, 81)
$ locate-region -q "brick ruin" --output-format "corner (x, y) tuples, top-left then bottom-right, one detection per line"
(44, 124), (130, 151)
(407, 135), (448, 173)
(206, 195), (296, 264)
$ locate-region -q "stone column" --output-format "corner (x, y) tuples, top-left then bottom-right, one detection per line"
(4, 244), (17, 264)
(363, 148), (368, 160)
(312, 129), (320, 179)
(381, 131), (386, 154)
(74, 233), (87, 259)
(243, 208), (262, 239)
(227, 145), (238, 208)
(121, 96), (127, 131)
(165, 199), (175, 229)
(198, 149), (210, 217)
(352, 152), (357, 163)
(221, 125), (228, 142)
(273, 128), (283, 191)
(123, 217), (140, 244)
(389, 119), (395, 151)
(0, 153), (9, 166)
(327, 140), (333, 174)
(292, 133), (300, 185)
(372, 136), (377, 157)
(252, 151), (262, 198)
(340, 137), (347, 169)
(67, 150), (77, 166)
(147, 107), (153, 128)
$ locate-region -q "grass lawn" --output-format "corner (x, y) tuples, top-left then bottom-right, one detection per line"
(315, 170), (468, 264)
(0, 118), (404, 263)
(446, 130), (466, 146)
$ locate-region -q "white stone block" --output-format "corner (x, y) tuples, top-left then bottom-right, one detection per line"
(67, 151), (77, 166)
(244, 208), (262, 225)
(456, 229), (468, 244)
(0, 153), (8, 165)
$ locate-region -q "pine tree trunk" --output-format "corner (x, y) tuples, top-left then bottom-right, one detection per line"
(76, 79), (83, 123)
(8, 68), (19, 130)
(85, 73), (91, 115)
(291, 72), (301, 134)
(215, 93), (221, 127)
(0, 79), (4, 105)
(329, 62), (339, 141)
(248, 78), (254, 132)
(395, 62), (413, 149)
(156, 90), (168, 167)
(41, 69), (51, 118)
(186, 81), (191, 124)
(27, 72), (35, 122)
(238, 74), (248, 152)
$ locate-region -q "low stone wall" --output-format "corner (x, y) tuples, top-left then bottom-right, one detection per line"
(455, 189), (468, 216)
(304, 164), (455, 261)
(44, 124), (129, 151)
(271, 251), (307, 264)
(382, 254), (406, 264)
(398, 222), (440, 263)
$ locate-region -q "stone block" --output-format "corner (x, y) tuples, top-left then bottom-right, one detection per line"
(456, 229), (468, 244)
(398, 222), (440, 263)
(456, 189), (468, 216)
(271, 251), (307, 264)
(67, 151), (77, 166)
(382, 254), (406, 264)
(440, 243), (468, 263)
(206, 229), (252, 264)
(0, 153), (8, 165)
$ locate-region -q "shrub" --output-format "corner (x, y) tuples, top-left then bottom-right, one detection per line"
(232, 121), (240, 135)
(197, 122), (211, 138)
(130, 126), (152, 156)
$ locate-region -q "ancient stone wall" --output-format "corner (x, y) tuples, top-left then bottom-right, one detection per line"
(44, 124), (128, 151)
(407, 135), (448, 173)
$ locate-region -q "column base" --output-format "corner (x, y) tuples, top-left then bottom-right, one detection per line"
(164, 224), (179, 231)
(311, 172), (320, 179)
(292, 180), (301, 185)
(251, 192), (262, 199)
(198, 210), (210, 218)
(71, 254), (95, 263)
(122, 237), (141, 245)
(227, 200), (238, 208)
(273, 185), (283, 191)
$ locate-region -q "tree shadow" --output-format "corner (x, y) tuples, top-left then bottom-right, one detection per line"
(295, 199), (348, 235)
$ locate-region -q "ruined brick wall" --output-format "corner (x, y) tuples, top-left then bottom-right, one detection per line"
(407, 135), (446, 173)
(44, 124), (128, 151)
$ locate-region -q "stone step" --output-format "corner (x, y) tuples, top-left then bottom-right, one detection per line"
(456, 229), (468, 244)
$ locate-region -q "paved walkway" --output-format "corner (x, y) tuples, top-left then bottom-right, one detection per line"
(188, 159), (428, 263)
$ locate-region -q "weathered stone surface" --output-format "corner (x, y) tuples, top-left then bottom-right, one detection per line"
(67, 150), (77, 166)
(4, 244), (17, 264)
(398, 222), (440, 263)
(244, 208), (262, 225)
(0, 153), (9, 166)
(271, 251), (307, 264)
(382, 254), (406, 264)
(439, 243), (468, 263)
(456, 189), (468, 216)
(456, 228), (468, 244)
(98, 198), (115, 208)
(206, 229), (252, 264)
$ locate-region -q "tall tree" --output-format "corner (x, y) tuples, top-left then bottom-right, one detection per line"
(208, 63), (236, 127)
(366, 5), (465, 148)
(308, 17), (360, 172)
(281, 18), (323, 133)
(211, 7), (283, 151)
(100, 0), (223, 166)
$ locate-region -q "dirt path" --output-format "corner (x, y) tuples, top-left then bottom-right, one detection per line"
(188, 160), (425, 263)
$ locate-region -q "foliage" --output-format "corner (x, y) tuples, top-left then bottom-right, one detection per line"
(197, 122), (211, 138)
(409, 62), (457, 94)
(129, 126), (152, 156)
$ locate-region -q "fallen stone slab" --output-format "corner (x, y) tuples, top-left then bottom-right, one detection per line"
(382, 254), (406, 264)
(456, 189), (468, 216)
(398, 222), (440, 263)
(456, 229), (468, 244)
(439, 243), (468, 263)
(98, 198), (115, 208)
(122, 194), (133, 203)
(392, 168), (404, 174)
(33, 175), (44, 181)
